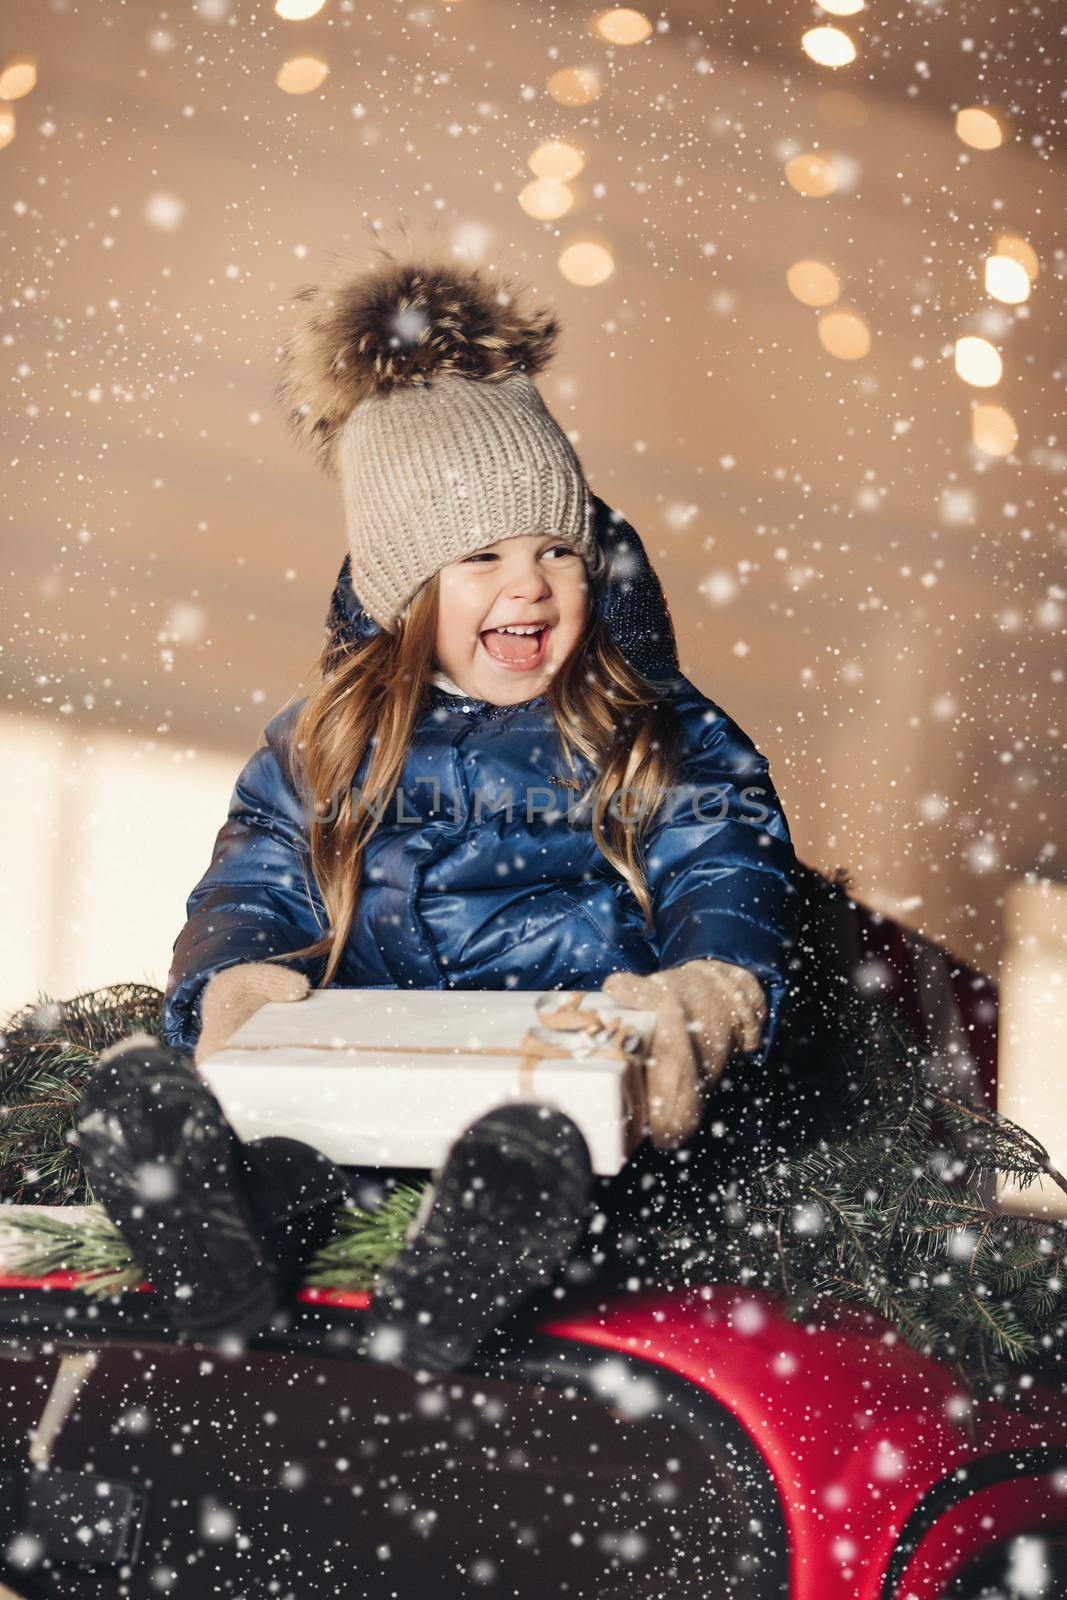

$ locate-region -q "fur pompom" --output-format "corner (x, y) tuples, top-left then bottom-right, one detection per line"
(275, 242), (561, 477)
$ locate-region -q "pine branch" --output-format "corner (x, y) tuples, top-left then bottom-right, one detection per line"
(0, 1183), (431, 1302)
(304, 1184), (427, 1291)
(656, 994), (1067, 1404)
(0, 984), (164, 1205)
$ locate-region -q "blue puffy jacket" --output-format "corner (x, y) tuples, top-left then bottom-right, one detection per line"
(162, 497), (799, 1060)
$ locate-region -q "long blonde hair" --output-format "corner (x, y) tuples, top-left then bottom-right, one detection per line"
(286, 574), (684, 986)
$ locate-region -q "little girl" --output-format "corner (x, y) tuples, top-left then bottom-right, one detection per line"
(77, 243), (799, 1374)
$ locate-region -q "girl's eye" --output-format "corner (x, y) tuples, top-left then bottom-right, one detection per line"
(461, 544), (575, 564)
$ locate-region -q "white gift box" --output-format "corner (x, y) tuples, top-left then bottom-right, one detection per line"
(199, 988), (656, 1177)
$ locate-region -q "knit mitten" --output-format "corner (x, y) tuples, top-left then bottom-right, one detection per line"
(194, 963), (311, 1067)
(601, 958), (768, 1149)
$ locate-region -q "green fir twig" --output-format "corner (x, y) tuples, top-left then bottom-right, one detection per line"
(654, 997), (1067, 1403)
(0, 984), (164, 1205)
(0, 1186), (430, 1302)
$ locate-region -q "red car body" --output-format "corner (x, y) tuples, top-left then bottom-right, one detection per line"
(0, 886), (1063, 1596)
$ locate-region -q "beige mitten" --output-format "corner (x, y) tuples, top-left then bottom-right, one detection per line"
(601, 958), (768, 1149)
(194, 962), (311, 1067)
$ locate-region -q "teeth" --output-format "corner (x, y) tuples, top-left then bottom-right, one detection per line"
(493, 624), (544, 635)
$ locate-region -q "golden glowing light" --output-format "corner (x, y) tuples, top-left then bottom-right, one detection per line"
(559, 240), (615, 286)
(275, 0), (327, 16)
(817, 309), (870, 359)
(784, 152), (838, 197)
(0, 56), (37, 101)
(275, 55), (329, 94)
(594, 8), (653, 44)
(984, 255), (1030, 305)
(955, 336), (1002, 388)
(0, 105), (14, 150)
(547, 67), (601, 107)
(519, 179), (574, 221)
(802, 26), (857, 67)
(955, 107), (1002, 150)
(529, 140), (584, 181)
(995, 234), (1039, 283)
(816, 0), (865, 13)
(787, 259), (841, 308)
(972, 404), (1017, 457)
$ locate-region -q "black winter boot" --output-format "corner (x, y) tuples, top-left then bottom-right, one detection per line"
(361, 1103), (594, 1376)
(237, 1136), (352, 1287)
(76, 1036), (284, 1343)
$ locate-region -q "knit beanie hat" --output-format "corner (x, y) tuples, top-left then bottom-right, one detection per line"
(275, 245), (601, 633)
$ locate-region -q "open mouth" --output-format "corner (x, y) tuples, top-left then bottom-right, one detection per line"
(479, 623), (551, 672)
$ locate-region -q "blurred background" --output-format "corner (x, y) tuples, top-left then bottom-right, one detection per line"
(1, 0), (1063, 1017)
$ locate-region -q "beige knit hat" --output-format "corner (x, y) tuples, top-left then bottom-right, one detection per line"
(275, 243), (599, 632)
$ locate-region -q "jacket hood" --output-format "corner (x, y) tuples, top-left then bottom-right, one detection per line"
(324, 493), (682, 696)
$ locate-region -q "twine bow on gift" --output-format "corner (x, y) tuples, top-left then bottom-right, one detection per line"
(521, 991), (642, 1077)
(518, 992), (651, 1134)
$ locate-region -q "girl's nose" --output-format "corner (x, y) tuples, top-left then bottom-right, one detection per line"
(505, 564), (552, 601)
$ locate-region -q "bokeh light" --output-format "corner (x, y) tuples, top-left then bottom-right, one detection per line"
(802, 27), (857, 68)
(594, 9), (652, 45)
(787, 259), (841, 307)
(984, 255), (1030, 305)
(994, 234), (1039, 283)
(817, 309), (870, 359)
(529, 140), (584, 181)
(559, 240), (615, 286)
(955, 107), (1003, 149)
(785, 152), (838, 197)
(274, 0), (327, 17)
(275, 56), (329, 94)
(0, 56), (37, 100)
(955, 336), (1002, 387)
(972, 404), (1017, 457)
(547, 67), (601, 106)
(518, 179), (574, 221)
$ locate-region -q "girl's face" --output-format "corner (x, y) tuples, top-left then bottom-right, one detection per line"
(432, 533), (591, 705)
